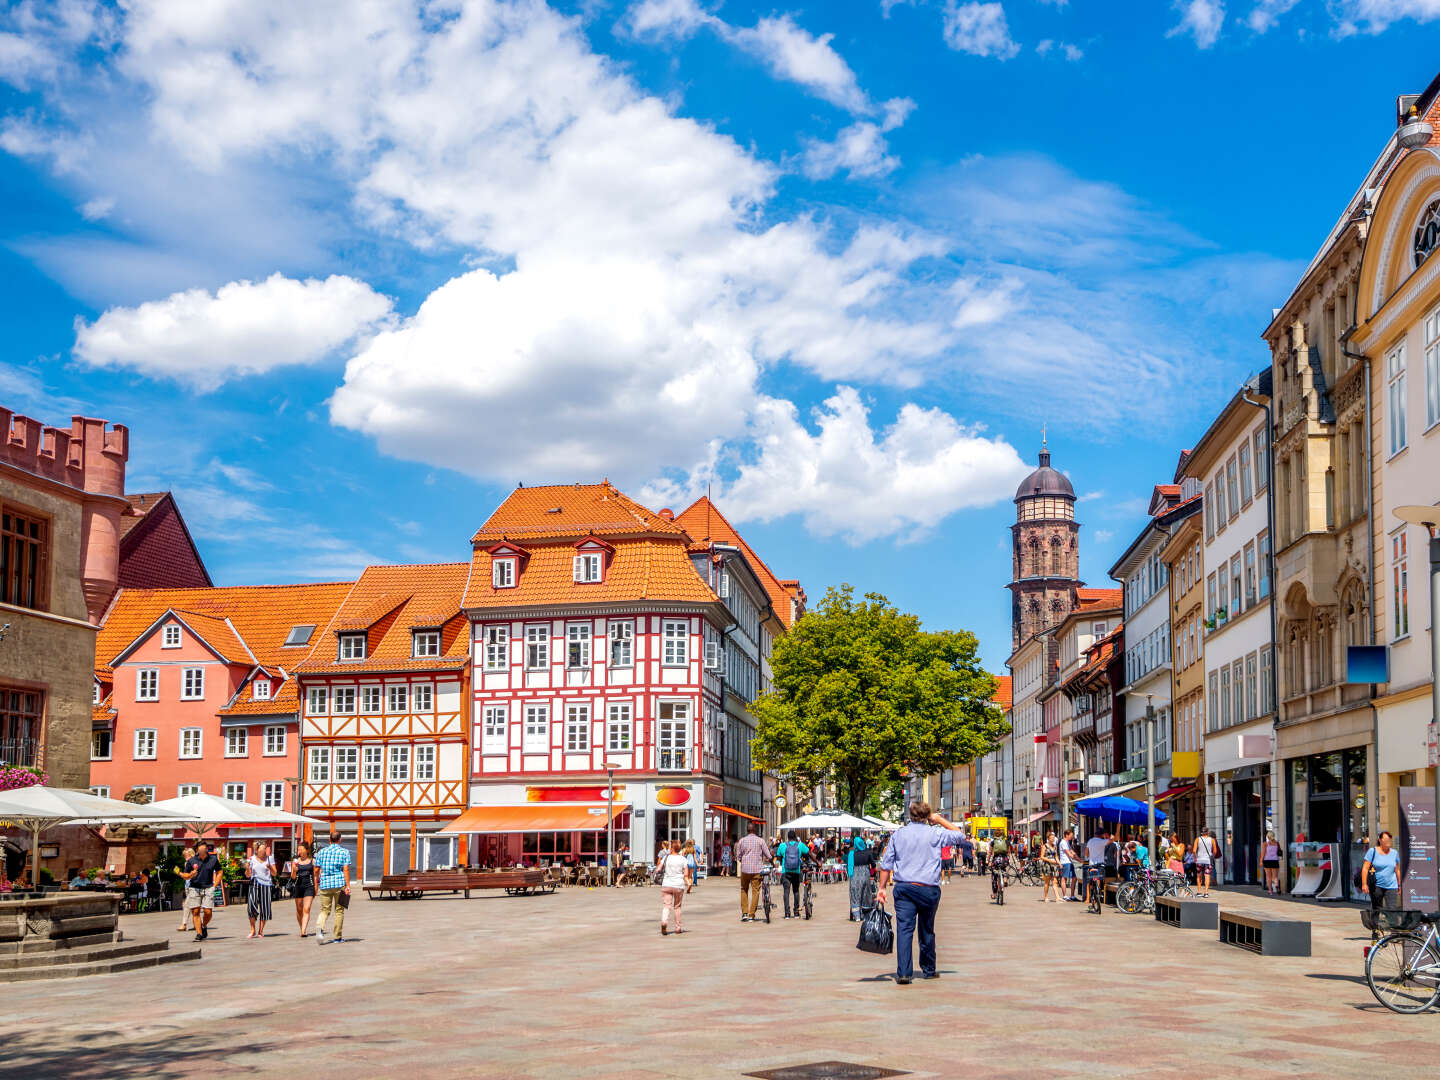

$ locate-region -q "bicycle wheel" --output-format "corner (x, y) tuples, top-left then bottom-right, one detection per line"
(1367, 934), (1440, 1014)
(1116, 881), (1142, 914)
(1170, 884), (1194, 898)
(762, 884), (772, 924)
(803, 883), (813, 920)
(996, 878), (1005, 905)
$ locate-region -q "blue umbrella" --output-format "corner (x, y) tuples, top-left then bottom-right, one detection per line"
(1073, 795), (1166, 826)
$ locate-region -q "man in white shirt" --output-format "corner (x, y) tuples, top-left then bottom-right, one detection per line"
(1058, 827), (1079, 902)
(1083, 828), (1115, 907)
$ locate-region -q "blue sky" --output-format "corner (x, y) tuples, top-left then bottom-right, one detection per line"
(2, 0), (1438, 673)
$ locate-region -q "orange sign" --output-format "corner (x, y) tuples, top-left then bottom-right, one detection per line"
(654, 786), (691, 806)
(526, 786), (624, 802)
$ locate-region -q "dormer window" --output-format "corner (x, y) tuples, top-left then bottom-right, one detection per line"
(573, 553), (603, 583)
(413, 630), (441, 658)
(162, 623), (181, 648)
(252, 678), (271, 700)
(493, 558), (516, 588)
(338, 633), (366, 661)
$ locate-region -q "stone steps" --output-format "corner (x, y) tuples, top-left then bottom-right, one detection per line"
(0, 939), (201, 982)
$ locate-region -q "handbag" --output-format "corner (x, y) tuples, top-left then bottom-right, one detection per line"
(856, 903), (894, 955)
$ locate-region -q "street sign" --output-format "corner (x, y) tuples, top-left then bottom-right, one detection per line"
(1428, 721), (1438, 769)
(1399, 786), (1440, 915)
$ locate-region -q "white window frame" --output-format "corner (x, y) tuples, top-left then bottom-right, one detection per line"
(90, 729), (112, 761)
(136, 668), (159, 702)
(388, 745), (410, 782)
(662, 620), (689, 667)
(1426, 305), (1440, 430)
(134, 728), (157, 759)
(657, 701), (690, 771)
(484, 625), (509, 671)
(414, 744), (436, 781)
(567, 623), (591, 669)
(261, 781), (284, 809)
(181, 667), (205, 700)
(90, 785), (109, 798)
(1393, 527), (1411, 639)
(338, 633), (367, 661)
(482, 704), (508, 752)
(251, 678), (271, 700)
(412, 630), (441, 658)
(609, 620), (634, 668)
(387, 684), (409, 714)
(225, 728), (247, 757)
(131, 785), (154, 803)
(573, 552), (603, 583)
(525, 625), (549, 670)
(334, 746), (359, 782)
(223, 782), (246, 802)
(332, 687), (356, 714)
(523, 703), (549, 753)
(1253, 429), (1268, 492)
(607, 701), (633, 752)
(162, 623), (181, 648)
(413, 684), (433, 712)
(492, 558), (516, 589)
(1389, 342), (1408, 456)
(263, 725), (286, 756)
(307, 686), (328, 715)
(308, 746), (330, 782)
(178, 783), (201, 797)
(565, 703), (590, 751)
(362, 745), (383, 781)
(360, 685), (382, 714)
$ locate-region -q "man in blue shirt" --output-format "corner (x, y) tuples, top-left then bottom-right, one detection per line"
(877, 801), (967, 984)
(774, 830), (815, 919)
(314, 832), (353, 944)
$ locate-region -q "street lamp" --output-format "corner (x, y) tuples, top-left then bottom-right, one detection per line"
(602, 761), (621, 887)
(1394, 506), (1440, 851)
(1398, 107), (1435, 151)
(1144, 694), (1157, 866)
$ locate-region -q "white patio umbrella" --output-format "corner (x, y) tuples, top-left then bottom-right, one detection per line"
(777, 810), (877, 832)
(146, 792), (327, 839)
(0, 785), (191, 888)
(862, 815), (902, 831)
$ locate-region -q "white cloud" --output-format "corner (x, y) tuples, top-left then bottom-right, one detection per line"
(1168, 0), (1226, 47)
(797, 99), (913, 180)
(1036, 38), (1084, 60)
(78, 195), (114, 220)
(728, 16), (875, 115)
(73, 273), (394, 391)
(623, 0), (712, 39)
(1333, 0), (1440, 33)
(1245, 0), (1300, 31)
(950, 275), (1022, 329)
(1093, 529), (1114, 543)
(643, 387), (1032, 544)
(1063, 43), (1084, 60)
(942, 2), (1021, 59)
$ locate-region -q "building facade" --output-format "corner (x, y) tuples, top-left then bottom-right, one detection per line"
(1159, 489), (1206, 841)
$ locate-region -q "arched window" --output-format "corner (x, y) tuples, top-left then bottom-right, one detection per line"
(1050, 536), (1065, 576)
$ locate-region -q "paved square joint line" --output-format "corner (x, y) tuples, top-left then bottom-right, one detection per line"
(743, 1063), (909, 1080)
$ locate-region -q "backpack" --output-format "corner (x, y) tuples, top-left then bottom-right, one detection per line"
(782, 842), (803, 872)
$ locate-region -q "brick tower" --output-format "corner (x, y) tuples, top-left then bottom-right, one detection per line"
(1007, 440), (1080, 650)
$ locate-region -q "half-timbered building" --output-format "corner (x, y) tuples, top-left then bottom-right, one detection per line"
(294, 563), (471, 880)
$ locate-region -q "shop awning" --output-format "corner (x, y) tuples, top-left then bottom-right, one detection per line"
(1077, 780), (1146, 802)
(708, 804), (764, 823)
(1021, 809), (1052, 824)
(1154, 784), (1195, 805)
(432, 803), (629, 835)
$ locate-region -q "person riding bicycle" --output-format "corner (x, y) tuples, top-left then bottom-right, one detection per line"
(775, 830), (815, 919)
(1083, 827), (1116, 907)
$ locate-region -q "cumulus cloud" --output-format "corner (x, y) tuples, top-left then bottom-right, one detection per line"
(73, 273), (394, 391)
(1333, 0), (1440, 33)
(1168, 0), (1226, 47)
(643, 387), (1032, 544)
(797, 100), (913, 180)
(1036, 38), (1084, 60)
(1245, 0), (1300, 31)
(942, 1), (1021, 59)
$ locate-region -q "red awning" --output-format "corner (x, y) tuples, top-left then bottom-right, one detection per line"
(1154, 784), (1195, 805)
(709, 804), (764, 823)
(433, 803), (629, 835)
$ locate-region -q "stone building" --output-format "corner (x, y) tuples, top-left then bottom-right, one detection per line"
(0, 408), (128, 793)
(1008, 442), (1082, 651)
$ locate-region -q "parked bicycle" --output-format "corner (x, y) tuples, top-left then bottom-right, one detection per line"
(1366, 910), (1440, 1013)
(1116, 868), (1193, 914)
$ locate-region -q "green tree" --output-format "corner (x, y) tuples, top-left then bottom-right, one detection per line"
(751, 585), (1009, 815)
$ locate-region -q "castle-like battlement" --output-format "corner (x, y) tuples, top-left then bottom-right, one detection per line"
(0, 407), (129, 497)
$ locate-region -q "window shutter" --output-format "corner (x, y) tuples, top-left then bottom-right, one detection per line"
(719, 571), (729, 598)
(573, 556), (583, 582)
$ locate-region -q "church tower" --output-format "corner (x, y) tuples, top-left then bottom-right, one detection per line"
(1007, 440), (1081, 650)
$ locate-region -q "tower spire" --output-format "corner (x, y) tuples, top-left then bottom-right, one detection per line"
(1038, 425), (1051, 468)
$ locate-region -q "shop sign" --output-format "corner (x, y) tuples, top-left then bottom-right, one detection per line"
(1119, 768), (1144, 784)
(655, 786), (692, 806)
(1399, 786), (1440, 915)
(633, 808), (646, 819)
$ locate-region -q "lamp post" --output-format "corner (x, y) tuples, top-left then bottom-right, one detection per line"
(1144, 694), (1157, 864)
(602, 761), (620, 887)
(1394, 507), (1440, 858)
(1062, 743), (1071, 839)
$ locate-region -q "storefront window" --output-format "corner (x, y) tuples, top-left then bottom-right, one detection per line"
(1311, 752), (1342, 795)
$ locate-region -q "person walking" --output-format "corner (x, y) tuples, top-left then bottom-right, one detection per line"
(1058, 828), (1079, 901)
(775, 830), (811, 919)
(1167, 837), (1186, 876)
(958, 834), (974, 877)
(179, 840), (221, 942)
(1261, 832), (1282, 895)
(1193, 826), (1220, 897)
(314, 832), (353, 945)
(734, 823), (771, 922)
(174, 844), (196, 931)
(289, 842), (317, 936)
(1040, 832), (1060, 902)
(848, 834), (876, 920)
(875, 802), (966, 985)
(658, 839), (691, 935)
(244, 840), (276, 939)
(1362, 831), (1401, 939)
(720, 841), (733, 878)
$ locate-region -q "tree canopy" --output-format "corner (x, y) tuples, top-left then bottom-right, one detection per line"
(750, 584), (1009, 815)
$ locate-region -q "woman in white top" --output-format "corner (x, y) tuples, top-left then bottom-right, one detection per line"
(244, 840), (277, 938)
(1193, 826), (1221, 898)
(658, 840), (692, 936)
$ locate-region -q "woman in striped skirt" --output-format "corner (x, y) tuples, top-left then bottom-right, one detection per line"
(245, 840), (276, 938)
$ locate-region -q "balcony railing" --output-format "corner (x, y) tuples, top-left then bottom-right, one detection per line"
(0, 737), (39, 768)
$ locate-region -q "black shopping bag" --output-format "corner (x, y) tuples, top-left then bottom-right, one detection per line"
(856, 904), (893, 955)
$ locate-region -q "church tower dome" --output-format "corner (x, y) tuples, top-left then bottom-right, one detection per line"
(1006, 440), (1082, 651)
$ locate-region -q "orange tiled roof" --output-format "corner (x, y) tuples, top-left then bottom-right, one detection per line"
(1076, 588), (1122, 612)
(471, 483), (685, 544)
(170, 610), (256, 665)
(296, 562), (471, 674)
(991, 675), (1013, 711)
(464, 537), (718, 611)
(96, 582), (354, 716)
(673, 496), (801, 628)
(92, 700), (115, 726)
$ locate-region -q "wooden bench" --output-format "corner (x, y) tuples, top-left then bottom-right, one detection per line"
(1154, 895), (1218, 929)
(1218, 908), (1310, 956)
(363, 869), (555, 900)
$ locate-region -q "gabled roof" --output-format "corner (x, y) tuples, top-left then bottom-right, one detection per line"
(471, 482), (686, 544)
(118, 490), (213, 588)
(296, 562), (471, 674)
(673, 496), (802, 628)
(1077, 588), (1122, 608)
(96, 582), (353, 716)
(991, 675), (1013, 711)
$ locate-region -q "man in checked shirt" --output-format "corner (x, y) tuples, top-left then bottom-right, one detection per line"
(733, 823), (773, 923)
